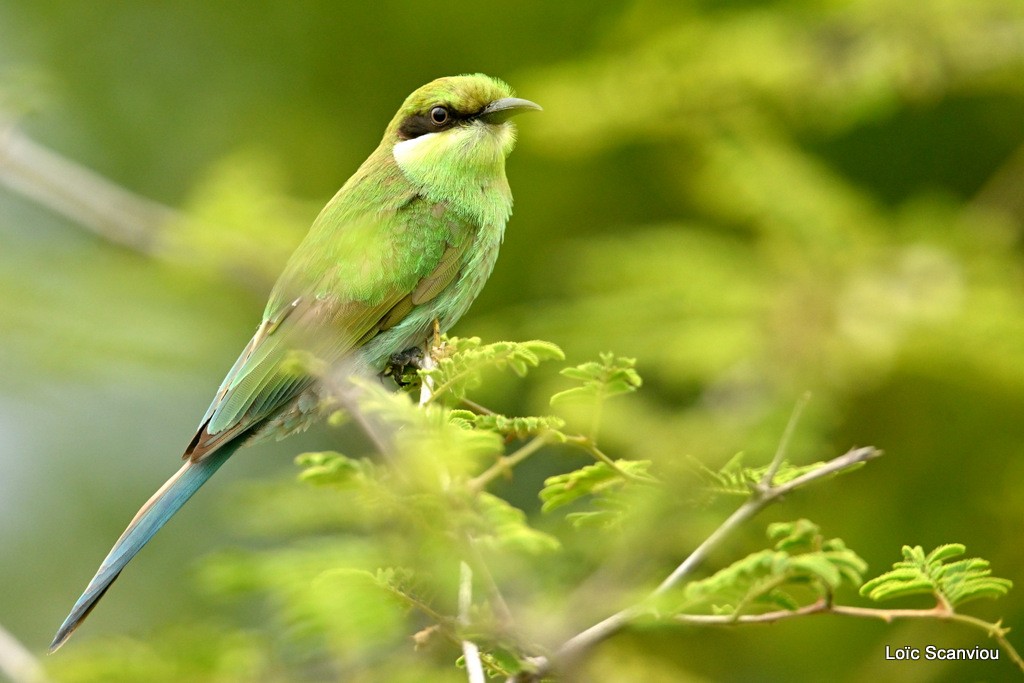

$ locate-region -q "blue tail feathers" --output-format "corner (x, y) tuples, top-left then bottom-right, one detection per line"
(49, 446), (237, 652)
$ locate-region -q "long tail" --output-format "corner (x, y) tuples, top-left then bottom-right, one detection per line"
(49, 445), (237, 652)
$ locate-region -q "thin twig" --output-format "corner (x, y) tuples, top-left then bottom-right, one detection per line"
(674, 599), (1024, 671)
(333, 383), (396, 463)
(759, 392), (811, 490)
(462, 536), (516, 630)
(468, 436), (549, 493)
(459, 562), (486, 683)
(564, 436), (655, 483)
(460, 398), (497, 416)
(655, 446), (879, 598)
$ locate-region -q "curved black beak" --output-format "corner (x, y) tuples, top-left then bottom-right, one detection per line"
(477, 97), (543, 124)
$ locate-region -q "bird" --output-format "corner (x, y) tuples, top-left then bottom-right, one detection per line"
(49, 73), (540, 652)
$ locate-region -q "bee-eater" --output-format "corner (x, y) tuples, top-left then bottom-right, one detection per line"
(50, 73), (540, 651)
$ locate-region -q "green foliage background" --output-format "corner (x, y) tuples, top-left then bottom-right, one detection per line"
(2, 0), (1024, 680)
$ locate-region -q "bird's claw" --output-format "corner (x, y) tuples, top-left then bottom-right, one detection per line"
(384, 346), (426, 387)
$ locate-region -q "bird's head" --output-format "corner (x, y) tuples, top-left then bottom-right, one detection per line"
(386, 74), (540, 190)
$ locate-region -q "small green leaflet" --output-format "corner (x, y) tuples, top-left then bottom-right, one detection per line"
(550, 352), (642, 406)
(860, 544), (1012, 607)
(675, 520), (867, 616)
(540, 459), (653, 513)
(424, 337), (564, 403)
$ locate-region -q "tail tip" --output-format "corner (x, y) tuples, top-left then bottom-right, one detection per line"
(48, 628), (71, 654)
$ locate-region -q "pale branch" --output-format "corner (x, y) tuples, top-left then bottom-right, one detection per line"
(331, 383), (398, 465)
(459, 562), (486, 683)
(653, 446), (880, 598)
(460, 397), (497, 416)
(0, 120), (178, 254)
(673, 599), (1024, 671)
(418, 352), (438, 407)
(534, 446), (881, 676)
(0, 622), (52, 683)
(462, 535), (516, 629)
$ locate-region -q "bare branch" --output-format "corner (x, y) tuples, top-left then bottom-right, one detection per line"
(0, 120), (179, 253)
(459, 562), (486, 683)
(0, 622), (52, 683)
(673, 599), (1024, 671)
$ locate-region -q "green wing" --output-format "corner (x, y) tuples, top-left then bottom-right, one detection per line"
(184, 194), (474, 462)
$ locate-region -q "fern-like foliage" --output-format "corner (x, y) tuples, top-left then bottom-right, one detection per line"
(550, 352), (642, 406)
(675, 520), (867, 615)
(692, 452), (849, 499)
(448, 409), (567, 440)
(474, 492), (561, 554)
(860, 544), (1013, 607)
(539, 459), (653, 513)
(423, 336), (565, 404)
(295, 451), (373, 487)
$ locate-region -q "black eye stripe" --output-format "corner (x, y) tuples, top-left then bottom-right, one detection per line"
(398, 106), (476, 140)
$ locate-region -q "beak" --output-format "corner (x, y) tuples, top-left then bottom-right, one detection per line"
(477, 97), (542, 124)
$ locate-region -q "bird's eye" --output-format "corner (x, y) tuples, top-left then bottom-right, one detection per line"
(430, 106), (449, 125)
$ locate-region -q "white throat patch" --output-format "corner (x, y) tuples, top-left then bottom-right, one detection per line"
(392, 133), (438, 168)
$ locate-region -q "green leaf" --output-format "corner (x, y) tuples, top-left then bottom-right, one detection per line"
(475, 492), (560, 554)
(295, 451), (369, 487)
(565, 509), (624, 530)
(423, 337), (565, 404)
(449, 410), (567, 440)
(540, 459), (653, 513)
(550, 352), (642, 406)
(674, 520), (867, 617)
(692, 453), (850, 500)
(860, 544), (1013, 607)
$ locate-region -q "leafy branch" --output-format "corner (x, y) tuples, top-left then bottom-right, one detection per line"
(861, 544), (1013, 609)
(422, 337), (565, 404)
(669, 543), (1022, 672)
(550, 352), (641, 441)
(530, 445), (882, 678)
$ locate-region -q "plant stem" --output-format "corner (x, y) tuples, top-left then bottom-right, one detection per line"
(674, 599), (1024, 671)
(759, 392), (811, 489)
(468, 436), (550, 493)
(459, 562), (486, 683)
(564, 436), (655, 483)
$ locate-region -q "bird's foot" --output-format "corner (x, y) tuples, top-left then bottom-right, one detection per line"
(384, 346), (426, 388)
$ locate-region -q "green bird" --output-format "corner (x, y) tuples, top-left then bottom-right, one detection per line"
(50, 73), (540, 652)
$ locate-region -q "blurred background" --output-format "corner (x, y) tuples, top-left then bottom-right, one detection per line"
(3, 0), (1024, 681)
